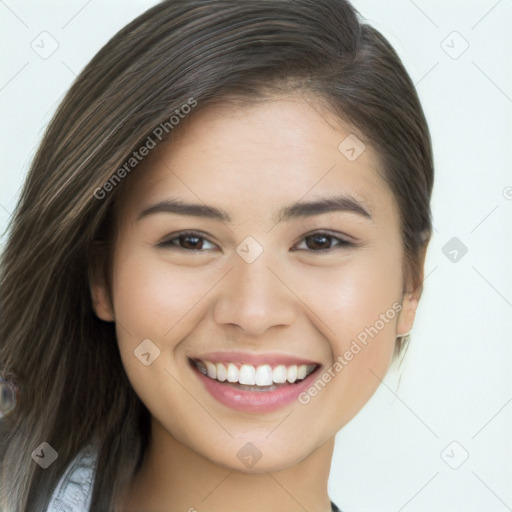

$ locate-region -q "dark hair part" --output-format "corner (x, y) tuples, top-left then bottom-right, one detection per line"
(0, 0), (433, 510)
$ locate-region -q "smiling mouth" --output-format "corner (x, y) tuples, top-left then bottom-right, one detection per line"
(189, 358), (319, 391)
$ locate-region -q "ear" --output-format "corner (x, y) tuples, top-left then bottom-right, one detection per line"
(396, 243), (429, 336)
(89, 246), (115, 322)
(396, 289), (419, 336)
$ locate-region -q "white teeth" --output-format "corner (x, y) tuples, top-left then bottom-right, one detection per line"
(196, 361), (207, 375)
(297, 364), (307, 380)
(216, 363), (227, 382)
(227, 363), (239, 383)
(206, 361), (217, 379)
(255, 364), (273, 386)
(287, 365), (298, 383)
(239, 364), (256, 385)
(195, 359), (316, 386)
(272, 365), (287, 384)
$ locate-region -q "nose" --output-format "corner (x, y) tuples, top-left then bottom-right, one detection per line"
(213, 251), (298, 336)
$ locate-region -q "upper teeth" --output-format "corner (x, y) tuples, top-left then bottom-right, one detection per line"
(195, 360), (316, 386)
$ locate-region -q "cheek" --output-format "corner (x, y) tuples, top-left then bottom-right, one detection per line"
(111, 254), (215, 340)
(294, 244), (403, 425)
(109, 252), (219, 415)
(109, 250), (225, 391)
(302, 244), (403, 347)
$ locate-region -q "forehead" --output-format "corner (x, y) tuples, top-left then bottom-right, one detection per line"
(117, 95), (396, 224)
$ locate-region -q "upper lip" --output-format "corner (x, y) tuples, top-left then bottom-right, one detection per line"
(190, 351), (320, 367)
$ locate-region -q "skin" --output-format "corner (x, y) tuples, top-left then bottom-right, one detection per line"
(91, 94), (423, 512)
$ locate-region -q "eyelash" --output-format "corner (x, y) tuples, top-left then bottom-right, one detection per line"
(157, 230), (355, 253)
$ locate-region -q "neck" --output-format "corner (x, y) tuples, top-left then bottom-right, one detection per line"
(117, 418), (335, 512)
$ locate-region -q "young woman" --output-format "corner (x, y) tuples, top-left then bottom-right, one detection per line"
(0, 0), (433, 510)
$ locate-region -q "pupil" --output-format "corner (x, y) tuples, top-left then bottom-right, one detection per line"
(181, 235), (202, 249)
(307, 235), (331, 250)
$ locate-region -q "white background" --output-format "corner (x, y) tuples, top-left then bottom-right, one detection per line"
(1, 1), (511, 511)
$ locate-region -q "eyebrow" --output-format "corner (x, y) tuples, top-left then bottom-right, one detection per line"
(137, 195), (372, 223)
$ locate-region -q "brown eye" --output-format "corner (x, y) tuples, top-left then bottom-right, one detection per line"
(178, 234), (204, 250)
(294, 232), (353, 252)
(305, 234), (333, 250)
(158, 232), (217, 251)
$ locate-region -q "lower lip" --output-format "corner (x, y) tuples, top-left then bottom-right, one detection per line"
(192, 364), (320, 413)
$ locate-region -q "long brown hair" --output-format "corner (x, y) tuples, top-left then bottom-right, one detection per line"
(0, 1), (433, 510)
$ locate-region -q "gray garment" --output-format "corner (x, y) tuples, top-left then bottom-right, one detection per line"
(46, 443), (98, 512)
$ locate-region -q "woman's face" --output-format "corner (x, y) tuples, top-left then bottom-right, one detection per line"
(92, 95), (419, 473)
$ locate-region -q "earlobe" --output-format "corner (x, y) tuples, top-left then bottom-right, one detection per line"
(396, 291), (419, 336)
(89, 258), (115, 322)
(88, 242), (115, 322)
(90, 281), (115, 322)
(397, 242), (429, 337)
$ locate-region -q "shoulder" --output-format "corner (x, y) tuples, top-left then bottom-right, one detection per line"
(45, 442), (99, 512)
